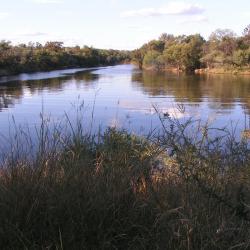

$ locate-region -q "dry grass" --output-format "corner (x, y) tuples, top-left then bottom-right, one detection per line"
(0, 114), (250, 249)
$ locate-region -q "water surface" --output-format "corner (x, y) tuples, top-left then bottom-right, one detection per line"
(0, 64), (249, 138)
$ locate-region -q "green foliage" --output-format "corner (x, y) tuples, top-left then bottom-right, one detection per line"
(232, 49), (249, 66)
(162, 34), (205, 71)
(2, 25), (250, 76)
(132, 49), (145, 69)
(164, 43), (185, 70)
(143, 50), (163, 70)
(0, 41), (131, 76)
(132, 25), (250, 72)
(147, 40), (165, 53)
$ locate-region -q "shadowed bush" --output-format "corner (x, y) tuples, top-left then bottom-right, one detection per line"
(0, 115), (250, 249)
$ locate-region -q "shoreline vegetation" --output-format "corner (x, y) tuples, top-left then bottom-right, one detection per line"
(0, 113), (250, 249)
(142, 65), (250, 75)
(132, 25), (250, 75)
(0, 25), (250, 249)
(195, 67), (250, 75)
(1, 25), (250, 78)
(0, 41), (130, 77)
(138, 65), (250, 75)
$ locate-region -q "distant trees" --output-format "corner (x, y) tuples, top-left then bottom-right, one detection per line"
(44, 41), (64, 52)
(132, 49), (145, 69)
(164, 43), (184, 71)
(0, 41), (130, 76)
(134, 34), (205, 72)
(243, 24), (250, 38)
(133, 25), (250, 72)
(2, 25), (250, 76)
(166, 35), (204, 71)
(143, 51), (163, 70)
(201, 29), (237, 67)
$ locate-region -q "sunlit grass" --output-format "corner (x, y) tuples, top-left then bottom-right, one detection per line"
(0, 111), (250, 249)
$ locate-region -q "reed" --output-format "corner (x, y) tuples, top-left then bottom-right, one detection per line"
(0, 112), (249, 249)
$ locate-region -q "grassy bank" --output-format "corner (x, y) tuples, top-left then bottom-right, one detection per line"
(195, 67), (250, 75)
(142, 65), (184, 73)
(142, 65), (250, 75)
(0, 115), (250, 249)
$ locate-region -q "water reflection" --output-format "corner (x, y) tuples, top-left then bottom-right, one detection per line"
(0, 65), (249, 138)
(0, 70), (100, 111)
(0, 82), (24, 111)
(131, 70), (250, 114)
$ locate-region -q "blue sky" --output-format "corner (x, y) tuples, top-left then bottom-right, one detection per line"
(1, 0), (250, 50)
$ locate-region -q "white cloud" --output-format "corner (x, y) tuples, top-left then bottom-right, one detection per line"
(0, 12), (9, 19)
(32, 0), (63, 4)
(121, 2), (204, 18)
(119, 100), (190, 119)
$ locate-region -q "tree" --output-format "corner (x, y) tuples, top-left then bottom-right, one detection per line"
(201, 29), (238, 68)
(0, 41), (129, 76)
(0, 40), (11, 51)
(243, 24), (250, 37)
(44, 42), (64, 52)
(184, 34), (205, 71)
(164, 43), (185, 71)
(232, 50), (248, 66)
(147, 40), (165, 53)
(243, 24), (250, 46)
(163, 34), (204, 71)
(132, 49), (144, 69)
(209, 29), (236, 42)
(143, 51), (163, 70)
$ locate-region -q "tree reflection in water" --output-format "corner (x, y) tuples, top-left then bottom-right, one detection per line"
(0, 70), (100, 111)
(131, 69), (250, 115)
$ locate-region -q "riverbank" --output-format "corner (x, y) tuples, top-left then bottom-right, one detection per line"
(0, 63), (122, 77)
(142, 65), (184, 73)
(142, 65), (250, 76)
(195, 67), (250, 75)
(0, 66), (81, 77)
(0, 41), (131, 77)
(0, 60), (132, 78)
(0, 115), (250, 249)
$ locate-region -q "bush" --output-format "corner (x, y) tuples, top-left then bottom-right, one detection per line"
(0, 115), (250, 249)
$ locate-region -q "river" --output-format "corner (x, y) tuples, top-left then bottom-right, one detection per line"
(0, 64), (249, 140)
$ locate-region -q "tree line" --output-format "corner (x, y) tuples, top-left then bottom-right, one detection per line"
(0, 41), (130, 76)
(132, 25), (250, 72)
(1, 25), (250, 76)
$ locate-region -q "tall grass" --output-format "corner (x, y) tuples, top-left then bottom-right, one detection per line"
(0, 111), (250, 249)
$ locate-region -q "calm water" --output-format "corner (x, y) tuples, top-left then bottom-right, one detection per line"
(0, 64), (249, 138)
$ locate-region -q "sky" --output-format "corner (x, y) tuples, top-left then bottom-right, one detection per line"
(0, 0), (250, 50)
